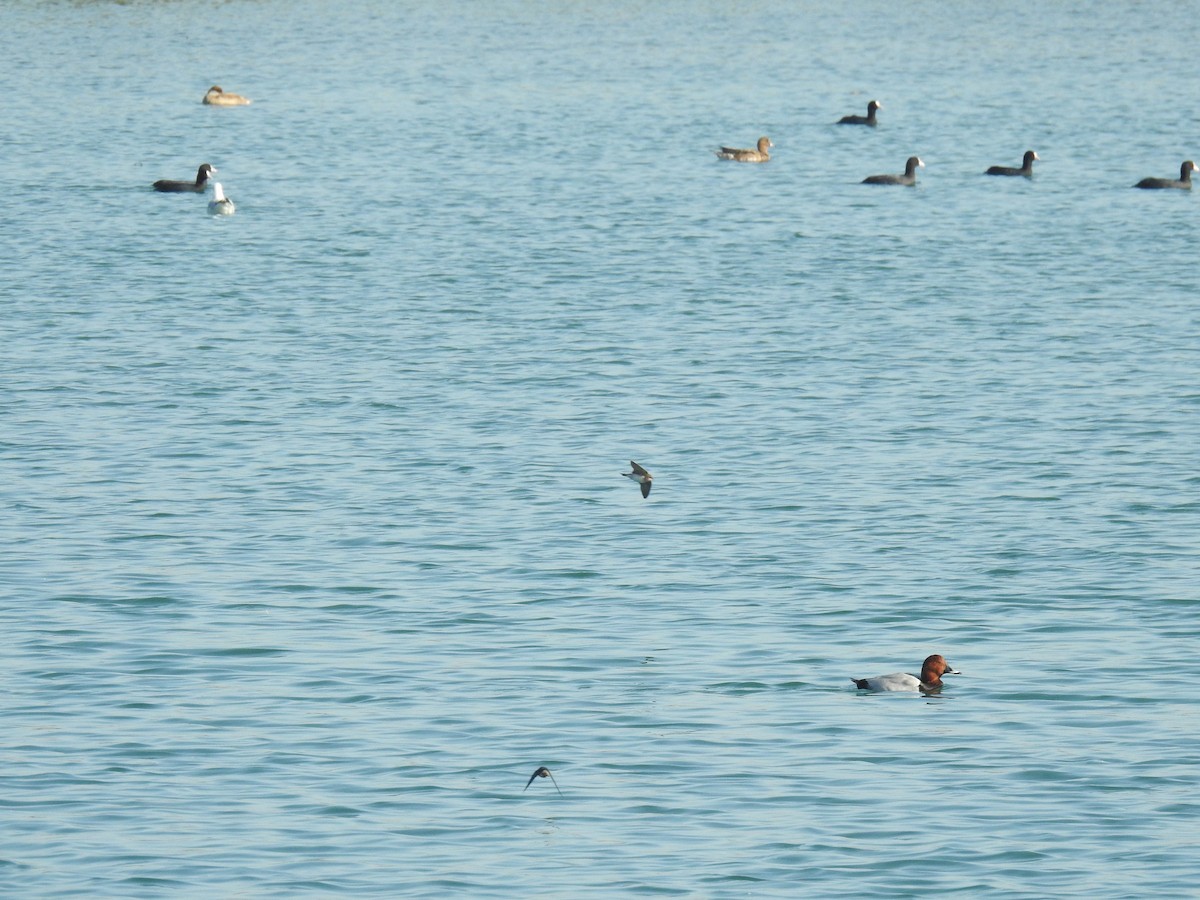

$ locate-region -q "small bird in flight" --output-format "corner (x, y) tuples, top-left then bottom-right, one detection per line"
(622, 461), (653, 498)
(524, 766), (563, 796)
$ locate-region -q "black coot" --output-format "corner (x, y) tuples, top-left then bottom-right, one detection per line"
(1134, 160), (1197, 189)
(153, 163), (216, 193)
(838, 100), (881, 126)
(863, 156), (923, 185)
(986, 150), (1039, 177)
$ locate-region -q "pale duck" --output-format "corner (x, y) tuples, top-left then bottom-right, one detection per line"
(203, 85), (252, 106)
(715, 136), (773, 163)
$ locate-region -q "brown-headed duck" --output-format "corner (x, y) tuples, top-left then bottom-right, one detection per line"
(852, 654), (961, 693)
(715, 136), (773, 163)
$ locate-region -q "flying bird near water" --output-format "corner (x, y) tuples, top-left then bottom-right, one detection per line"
(622, 460), (653, 497)
(524, 766), (563, 796)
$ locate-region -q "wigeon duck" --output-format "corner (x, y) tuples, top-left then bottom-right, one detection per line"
(622, 460), (653, 498)
(863, 156), (924, 186)
(838, 99), (882, 126)
(986, 150), (1040, 177)
(207, 183), (235, 216)
(1134, 160), (1198, 189)
(203, 85), (252, 106)
(523, 766), (563, 796)
(715, 136), (773, 163)
(153, 163), (217, 193)
(852, 654), (960, 693)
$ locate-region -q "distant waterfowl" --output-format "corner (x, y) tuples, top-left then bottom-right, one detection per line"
(203, 85), (252, 106)
(207, 183), (235, 216)
(986, 150), (1040, 177)
(852, 654), (961, 693)
(622, 460), (653, 498)
(715, 136), (773, 163)
(862, 156), (923, 185)
(1134, 160), (1198, 189)
(152, 163), (216, 193)
(524, 766), (563, 796)
(838, 99), (882, 126)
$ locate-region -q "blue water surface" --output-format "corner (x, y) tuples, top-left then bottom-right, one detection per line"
(3, 1), (1199, 897)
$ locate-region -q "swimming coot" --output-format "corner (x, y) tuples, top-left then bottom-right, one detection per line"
(838, 100), (881, 126)
(153, 163), (216, 193)
(986, 150), (1039, 177)
(207, 183), (235, 215)
(863, 156), (923, 185)
(1134, 160), (1198, 189)
(203, 85), (252, 106)
(715, 136), (773, 162)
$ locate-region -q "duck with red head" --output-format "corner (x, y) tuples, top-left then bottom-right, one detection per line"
(852, 654), (960, 693)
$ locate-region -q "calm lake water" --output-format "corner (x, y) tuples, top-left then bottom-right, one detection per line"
(3, 1), (1199, 897)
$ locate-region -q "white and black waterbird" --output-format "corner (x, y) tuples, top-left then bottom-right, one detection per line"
(207, 183), (235, 215)
(622, 461), (653, 498)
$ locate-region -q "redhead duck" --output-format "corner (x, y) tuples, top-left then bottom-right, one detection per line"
(987, 150), (1040, 177)
(838, 99), (881, 126)
(715, 136), (773, 163)
(207, 183), (235, 216)
(863, 156), (924, 186)
(1134, 160), (1197, 189)
(153, 163), (216, 193)
(203, 85), (252, 106)
(852, 654), (960, 693)
(622, 461), (653, 498)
